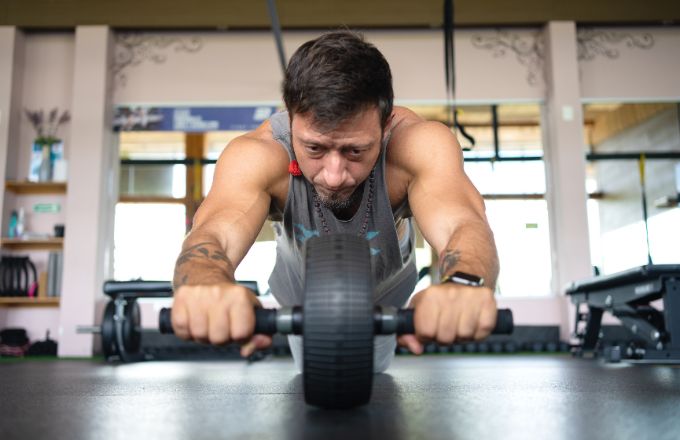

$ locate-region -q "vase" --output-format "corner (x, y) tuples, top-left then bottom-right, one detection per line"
(38, 143), (53, 181)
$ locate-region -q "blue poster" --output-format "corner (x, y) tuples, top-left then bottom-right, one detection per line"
(113, 105), (281, 132)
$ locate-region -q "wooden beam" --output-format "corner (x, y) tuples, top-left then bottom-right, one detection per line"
(590, 104), (674, 147)
(2, 0), (679, 29)
(184, 133), (204, 233)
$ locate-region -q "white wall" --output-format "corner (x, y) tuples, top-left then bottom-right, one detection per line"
(112, 26), (680, 106)
(58, 26), (118, 357)
(16, 32), (75, 180)
(580, 26), (680, 102)
(112, 29), (545, 105)
(0, 30), (74, 343)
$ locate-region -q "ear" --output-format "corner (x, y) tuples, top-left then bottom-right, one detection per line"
(381, 113), (395, 143)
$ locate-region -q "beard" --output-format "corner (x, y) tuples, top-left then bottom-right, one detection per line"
(314, 183), (365, 211)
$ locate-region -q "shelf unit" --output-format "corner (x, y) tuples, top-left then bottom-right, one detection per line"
(0, 297), (60, 307)
(2, 180), (66, 307)
(5, 181), (67, 195)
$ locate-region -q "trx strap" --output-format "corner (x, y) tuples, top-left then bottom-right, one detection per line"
(444, 0), (475, 149)
(266, 0), (287, 75)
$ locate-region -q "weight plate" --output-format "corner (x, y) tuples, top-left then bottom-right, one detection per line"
(122, 300), (141, 354)
(101, 301), (118, 359)
(303, 234), (374, 409)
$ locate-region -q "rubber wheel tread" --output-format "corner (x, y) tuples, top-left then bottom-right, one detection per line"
(303, 234), (374, 409)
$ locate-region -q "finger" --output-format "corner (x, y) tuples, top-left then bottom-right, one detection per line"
(396, 334), (410, 348)
(456, 305), (479, 343)
(229, 298), (255, 343)
(252, 334), (273, 349)
(437, 307), (460, 345)
(188, 303), (209, 344)
(171, 302), (190, 340)
(398, 334), (423, 355)
(208, 299), (230, 345)
(240, 334), (273, 358)
(414, 296), (438, 343)
(474, 303), (498, 340)
(240, 339), (257, 357)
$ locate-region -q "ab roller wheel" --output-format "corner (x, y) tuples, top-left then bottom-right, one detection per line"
(158, 234), (514, 409)
(90, 233), (514, 409)
(302, 235), (375, 408)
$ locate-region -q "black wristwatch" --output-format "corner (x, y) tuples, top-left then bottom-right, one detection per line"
(440, 271), (485, 287)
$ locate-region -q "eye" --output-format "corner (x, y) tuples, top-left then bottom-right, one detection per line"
(347, 148), (364, 158)
(306, 145), (323, 155)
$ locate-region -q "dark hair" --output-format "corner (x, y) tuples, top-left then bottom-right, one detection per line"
(283, 31), (393, 130)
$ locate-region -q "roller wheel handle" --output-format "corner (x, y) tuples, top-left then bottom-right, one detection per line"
(159, 307), (513, 336)
(159, 308), (278, 335)
(159, 308), (172, 334)
(395, 308), (513, 335)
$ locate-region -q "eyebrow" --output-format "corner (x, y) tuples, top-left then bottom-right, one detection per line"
(298, 137), (373, 149)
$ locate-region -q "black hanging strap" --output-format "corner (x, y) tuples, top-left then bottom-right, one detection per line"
(266, 0), (287, 74)
(444, 0), (455, 127)
(444, 0), (475, 149)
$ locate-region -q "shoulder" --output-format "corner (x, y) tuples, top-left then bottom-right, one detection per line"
(213, 120), (290, 195)
(386, 106), (464, 180)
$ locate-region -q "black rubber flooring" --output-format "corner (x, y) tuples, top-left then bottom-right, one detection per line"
(1, 355), (680, 440)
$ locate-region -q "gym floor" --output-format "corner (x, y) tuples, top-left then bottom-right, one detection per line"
(2, 354), (680, 439)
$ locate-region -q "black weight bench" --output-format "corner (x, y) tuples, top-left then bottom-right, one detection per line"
(566, 264), (680, 363)
(97, 280), (260, 362)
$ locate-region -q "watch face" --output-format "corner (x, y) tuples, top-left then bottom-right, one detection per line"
(445, 271), (484, 287)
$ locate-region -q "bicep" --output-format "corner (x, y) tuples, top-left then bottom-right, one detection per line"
(190, 140), (276, 267)
(405, 124), (487, 255)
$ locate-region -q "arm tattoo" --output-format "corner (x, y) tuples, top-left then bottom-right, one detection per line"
(178, 275), (189, 287)
(173, 242), (234, 287)
(211, 253), (230, 263)
(176, 242), (231, 267)
(439, 249), (461, 278)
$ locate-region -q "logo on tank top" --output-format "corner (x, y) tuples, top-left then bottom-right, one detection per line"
(294, 224), (320, 241)
(295, 224), (381, 255)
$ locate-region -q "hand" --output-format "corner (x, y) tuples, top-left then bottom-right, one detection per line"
(171, 283), (272, 357)
(397, 284), (497, 355)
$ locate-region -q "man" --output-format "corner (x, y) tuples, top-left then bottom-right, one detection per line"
(171, 31), (500, 372)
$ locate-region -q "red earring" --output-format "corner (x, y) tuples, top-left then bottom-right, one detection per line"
(288, 160), (302, 176)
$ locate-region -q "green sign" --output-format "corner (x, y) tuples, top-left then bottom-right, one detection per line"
(33, 203), (61, 213)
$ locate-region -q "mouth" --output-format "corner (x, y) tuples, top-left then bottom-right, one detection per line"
(313, 185), (362, 210)
(316, 186), (353, 200)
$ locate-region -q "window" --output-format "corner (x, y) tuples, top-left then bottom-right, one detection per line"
(114, 203), (186, 280)
(583, 103), (680, 274)
(114, 132), (188, 280)
(119, 131), (187, 199)
(202, 130), (247, 197)
(114, 128), (275, 291)
(412, 104), (551, 297)
(112, 105), (556, 298)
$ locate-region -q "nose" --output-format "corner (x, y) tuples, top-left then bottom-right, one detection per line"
(321, 152), (348, 190)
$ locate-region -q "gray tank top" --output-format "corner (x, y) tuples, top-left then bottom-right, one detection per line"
(267, 111), (418, 307)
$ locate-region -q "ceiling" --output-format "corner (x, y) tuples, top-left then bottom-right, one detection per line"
(3, 0), (680, 29)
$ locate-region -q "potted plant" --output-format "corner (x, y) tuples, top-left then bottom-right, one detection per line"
(24, 108), (70, 182)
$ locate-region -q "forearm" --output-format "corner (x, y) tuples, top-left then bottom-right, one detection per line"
(172, 231), (237, 289)
(437, 217), (500, 291)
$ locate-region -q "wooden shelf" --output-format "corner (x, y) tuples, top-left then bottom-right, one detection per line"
(5, 181), (67, 195)
(0, 237), (63, 251)
(119, 195), (186, 204)
(0, 297), (60, 307)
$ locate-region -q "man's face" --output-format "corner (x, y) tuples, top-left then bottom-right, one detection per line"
(290, 107), (386, 210)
